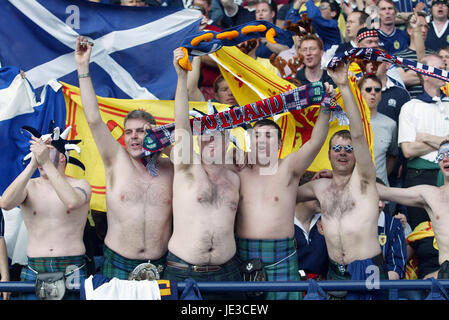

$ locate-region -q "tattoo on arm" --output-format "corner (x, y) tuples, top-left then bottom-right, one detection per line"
(74, 186), (88, 202)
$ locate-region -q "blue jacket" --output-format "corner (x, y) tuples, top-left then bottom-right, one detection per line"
(377, 212), (407, 279)
(285, 0), (341, 51)
(294, 215), (329, 276)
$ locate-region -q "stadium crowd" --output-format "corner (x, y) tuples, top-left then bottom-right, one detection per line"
(0, 0), (449, 300)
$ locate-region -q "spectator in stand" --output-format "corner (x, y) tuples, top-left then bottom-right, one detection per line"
(0, 135), (92, 300)
(220, 0), (257, 28)
(359, 74), (398, 188)
(75, 36), (174, 281)
(294, 172), (329, 281)
(375, 178), (407, 280)
(285, 0), (342, 51)
(348, 28), (405, 90)
(296, 34), (335, 85)
(297, 61), (389, 300)
(166, 48), (245, 300)
(221, 0), (291, 58)
(402, 220), (441, 299)
(396, 12), (433, 99)
(213, 75), (238, 105)
(374, 59), (410, 205)
(376, 139), (449, 283)
(375, 60), (410, 126)
(398, 54), (449, 230)
(0, 209), (10, 300)
(377, 0), (409, 55)
(437, 45), (449, 69)
(425, 0), (449, 52)
(336, 10), (369, 54)
(254, 1), (293, 59)
(209, 0), (225, 27)
(395, 0), (428, 26)
(320, 9), (369, 69)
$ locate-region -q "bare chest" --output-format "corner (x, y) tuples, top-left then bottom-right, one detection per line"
(24, 181), (83, 219)
(240, 167), (296, 203)
(188, 170), (239, 210)
(113, 171), (172, 208)
(427, 191), (449, 224)
(319, 183), (356, 218)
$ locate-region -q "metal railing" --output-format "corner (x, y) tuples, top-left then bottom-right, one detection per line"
(1, 279), (449, 300)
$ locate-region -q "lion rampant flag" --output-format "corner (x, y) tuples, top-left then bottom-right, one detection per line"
(211, 45), (374, 172)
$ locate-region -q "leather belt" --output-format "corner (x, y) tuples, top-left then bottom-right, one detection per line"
(167, 259), (233, 273)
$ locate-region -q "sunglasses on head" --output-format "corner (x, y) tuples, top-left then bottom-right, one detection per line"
(332, 144), (353, 153)
(364, 87), (381, 93)
(436, 151), (449, 162)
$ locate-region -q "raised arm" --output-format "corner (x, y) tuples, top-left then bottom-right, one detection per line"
(0, 151), (38, 211)
(31, 137), (91, 210)
(173, 48), (195, 170)
(286, 99), (331, 176)
(296, 179), (319, 204)
(328, 62), (377, 182)
(187, 56), (206, 102)
(75, 36), (124, 168)
(376, 182), (427, 208)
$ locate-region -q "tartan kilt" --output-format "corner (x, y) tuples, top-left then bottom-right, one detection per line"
(163, 251), (245, 300)
(20, 255), (87, 300)
(237, 237), (301, 300)
(101, 245), (167, 280)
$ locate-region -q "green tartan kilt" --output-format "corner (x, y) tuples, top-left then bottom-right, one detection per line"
(101, 245), (167, 280)
(237, 237), (302, 300)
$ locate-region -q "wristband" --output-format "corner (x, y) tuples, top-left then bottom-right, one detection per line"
(78, 72), (90, 79)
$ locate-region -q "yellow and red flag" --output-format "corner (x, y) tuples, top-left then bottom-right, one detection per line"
(211, 45), (374, 172)
(62, 82), (232, 212)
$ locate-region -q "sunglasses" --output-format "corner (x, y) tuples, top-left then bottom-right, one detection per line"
(364, 87), (381, 93)
(332, 144), (353, 153)
(319, 4), (329, 9)
(436, 151), (449, 162)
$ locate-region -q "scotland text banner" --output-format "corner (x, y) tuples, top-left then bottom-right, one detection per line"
(210, 46), (373, 171)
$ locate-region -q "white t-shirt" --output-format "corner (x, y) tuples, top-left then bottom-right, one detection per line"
(398, 97), (449, 163)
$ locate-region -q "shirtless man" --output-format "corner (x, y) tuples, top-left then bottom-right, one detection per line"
(164, 48), (243, 300)
(236, 87), (332, 300)
(75, 36), (173, 279)
(296, 61), (388, 299)
(377, 140), (449, 279)
(0, 135), (91, 299)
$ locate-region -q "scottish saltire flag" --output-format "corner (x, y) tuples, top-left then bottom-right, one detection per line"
(0, 66), (66, 196)
(0, 0), (201, 99)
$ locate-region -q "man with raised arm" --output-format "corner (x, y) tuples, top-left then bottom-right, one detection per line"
(74, 36), (173, 279)
(164, 48), (243, 300)
(236, 85), (332, 300)
(296, 62), (389, 299)
(0, 135), (91, 300)
(377, 139), (449, 279)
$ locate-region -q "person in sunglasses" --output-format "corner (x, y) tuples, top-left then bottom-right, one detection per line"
(296, 61), (388, 300)
(359, 74), (398, 191)
(376, 140), (449, 280)
(398, 54), (449, 230)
